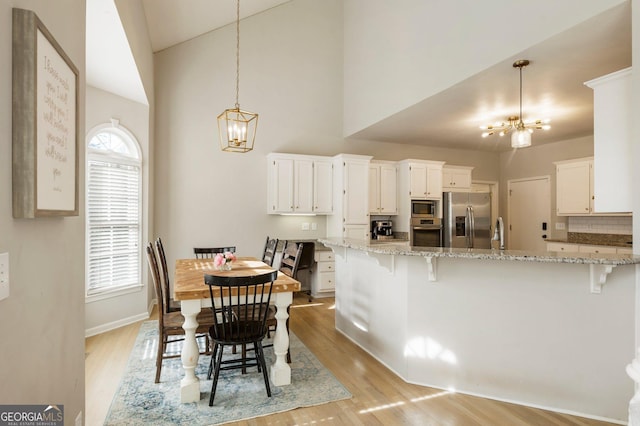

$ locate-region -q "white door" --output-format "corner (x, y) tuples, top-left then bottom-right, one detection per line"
(508, 176), (550, 251)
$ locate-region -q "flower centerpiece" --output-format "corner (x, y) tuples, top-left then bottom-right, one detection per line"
(214, 251), (236, 271)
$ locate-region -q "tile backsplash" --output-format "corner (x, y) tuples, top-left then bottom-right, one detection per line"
(568, 216), (632, 235)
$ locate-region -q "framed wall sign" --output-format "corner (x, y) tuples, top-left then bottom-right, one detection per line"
(12, 8), (79, 218)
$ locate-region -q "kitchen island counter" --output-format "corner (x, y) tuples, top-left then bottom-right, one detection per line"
(319, 237), (639, 265)
(318, 237), (636, 422)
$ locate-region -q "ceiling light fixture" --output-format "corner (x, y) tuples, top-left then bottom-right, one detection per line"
(217, 0), (258, 153)
(480, 59), (550, 148)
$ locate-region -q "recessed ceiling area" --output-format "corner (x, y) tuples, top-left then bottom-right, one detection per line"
(348, 3), (631, 151)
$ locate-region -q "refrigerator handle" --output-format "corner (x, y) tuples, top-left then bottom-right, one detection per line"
(468, 205), (475, 248)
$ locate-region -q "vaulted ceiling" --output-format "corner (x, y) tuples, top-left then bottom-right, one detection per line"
(86, 1), (631, 152)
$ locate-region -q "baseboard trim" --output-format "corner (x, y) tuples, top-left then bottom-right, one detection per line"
(85, 311), (150, 338)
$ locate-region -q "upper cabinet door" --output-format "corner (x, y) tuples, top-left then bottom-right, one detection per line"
(409, 163), (427, 199)
(379, 164), (397, 214)
(294, 159), (314, 213)
(425, 165), (443, 199)
(585, 68), (632, 214)
(343, 160), (369, 224)
(368, 165), (381, 214)
(442, 166), (472, 191)
(556, 159), (591, 215)
(313, 160), (333, 214)
(269, 157), (294, 213)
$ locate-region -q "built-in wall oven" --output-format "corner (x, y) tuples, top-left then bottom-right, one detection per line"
(410, 200), (442, 247)
(410, 217), (442, 247)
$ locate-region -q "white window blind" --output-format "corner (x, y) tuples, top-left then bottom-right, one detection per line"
(87, 159), (141, 293)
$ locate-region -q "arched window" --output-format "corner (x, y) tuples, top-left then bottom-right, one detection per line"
(85, 120), (142, 297)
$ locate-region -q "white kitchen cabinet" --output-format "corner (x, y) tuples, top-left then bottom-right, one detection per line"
(578, 245), (617, 254)
(343, 159), (370, 225)
(555, 158), (593, 216)
(267, 153), (333, 215)
(442, 165), (473, 191)
(584, 68), (632, 214)
(294, 159), (314, 212)
(268, 156), (294, 213)
(327, 154), (373, 239)
(313, 160), (333, 214)
(369, 161), (397, 215)
(404, 160), (444, 200)
(546, 242), (580, 253)
(546, 242), (624, 255)
(343, 224), (369, 240)
(311, 250), (335, 298)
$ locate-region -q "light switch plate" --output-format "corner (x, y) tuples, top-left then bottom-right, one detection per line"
(0, 252), (9, 301)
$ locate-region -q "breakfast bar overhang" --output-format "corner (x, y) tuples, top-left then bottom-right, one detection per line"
(319, 238), (640, 423)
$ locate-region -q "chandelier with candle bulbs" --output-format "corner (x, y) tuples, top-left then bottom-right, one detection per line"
(480, 59), (550, 148)
(217, 0), (258, 153)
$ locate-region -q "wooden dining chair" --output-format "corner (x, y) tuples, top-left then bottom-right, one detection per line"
(205, 270), (278, 406)
(261, 237), (279, 267)
(194, 246), (237, 259)
(145, 243), (214, 383)
(154, 237), (180, 313)
(279, 241), (303, 279)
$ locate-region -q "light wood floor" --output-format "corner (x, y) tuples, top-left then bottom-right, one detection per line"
(86, 294), (618, 425)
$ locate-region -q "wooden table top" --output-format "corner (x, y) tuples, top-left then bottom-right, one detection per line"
(174, 257), (301, 301)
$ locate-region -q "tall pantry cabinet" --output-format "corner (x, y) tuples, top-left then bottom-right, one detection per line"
(327, 154), (373, 240)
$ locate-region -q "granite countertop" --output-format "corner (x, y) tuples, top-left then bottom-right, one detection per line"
(318, 237), (640, 266)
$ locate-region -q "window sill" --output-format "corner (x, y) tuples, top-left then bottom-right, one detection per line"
(86, 284), (144, 304)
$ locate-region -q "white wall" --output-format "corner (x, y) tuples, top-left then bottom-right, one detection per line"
(0, 0), (85, 421)
(153, 0), (506, 279)
(499, 135), (594, 240)
(84, 85), (151, 336)
(343, 0), (628, 137)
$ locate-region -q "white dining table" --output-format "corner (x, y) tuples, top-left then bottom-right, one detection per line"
(173, 257), (301, 403)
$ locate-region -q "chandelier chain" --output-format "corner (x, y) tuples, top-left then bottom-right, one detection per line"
(518, 65), (523, 126)
(235, 0), (240, 109)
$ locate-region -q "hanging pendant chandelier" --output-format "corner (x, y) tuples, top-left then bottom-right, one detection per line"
(480, 59), (550, 148)
(217, 0), (258, 153)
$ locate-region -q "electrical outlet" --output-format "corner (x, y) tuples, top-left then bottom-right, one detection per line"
(0, 252), (9, 301)
(301, 222), (310, 231)
(555, 222), (565, 230)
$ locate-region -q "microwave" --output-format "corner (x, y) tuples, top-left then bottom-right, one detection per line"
(411, 200), (437, 218)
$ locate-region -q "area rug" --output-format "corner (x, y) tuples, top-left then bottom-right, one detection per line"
(104, 321), (351, 425)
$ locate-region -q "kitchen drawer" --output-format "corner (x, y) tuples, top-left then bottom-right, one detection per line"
(617, 247), (633, 255)
(546, 242), (580, 253)
(578, 245), (617, 254)
(316, 272), (335, 292)
(317, 261), (334, 273)
(315, 251), (334, 262)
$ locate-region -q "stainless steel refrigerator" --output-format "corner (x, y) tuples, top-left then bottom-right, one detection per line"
(443, 192), (492, 249)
